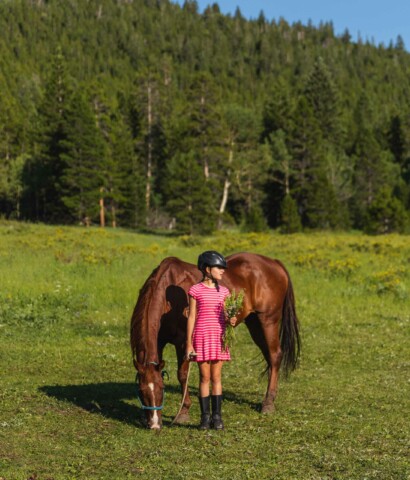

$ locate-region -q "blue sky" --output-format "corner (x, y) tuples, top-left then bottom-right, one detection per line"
(174, 0), (410, 49)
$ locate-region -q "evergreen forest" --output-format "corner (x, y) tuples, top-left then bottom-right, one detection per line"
(1, 0), (410, 234)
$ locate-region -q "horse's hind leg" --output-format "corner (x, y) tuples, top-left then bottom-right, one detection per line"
(173, 344), (192, 424)
(259, 311), (283, 413)
(246, 311), (282, 414)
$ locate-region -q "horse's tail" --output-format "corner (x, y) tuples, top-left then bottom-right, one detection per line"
(277, 260), (301, 377)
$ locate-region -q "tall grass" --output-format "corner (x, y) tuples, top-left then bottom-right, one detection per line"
(1, 222), (409, 479)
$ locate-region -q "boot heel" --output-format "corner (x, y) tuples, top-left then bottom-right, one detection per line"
(211, 395), (224, 430)
(198, 396), (211, 430)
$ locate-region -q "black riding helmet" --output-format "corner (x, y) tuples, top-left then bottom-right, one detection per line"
(197, 251), (227, 272)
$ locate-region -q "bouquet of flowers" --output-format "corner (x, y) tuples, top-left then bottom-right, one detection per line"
(222, 289), (245, 352)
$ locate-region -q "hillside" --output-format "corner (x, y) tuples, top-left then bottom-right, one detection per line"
(0, 0), (409, 232)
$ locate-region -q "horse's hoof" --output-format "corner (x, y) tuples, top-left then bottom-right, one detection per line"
(261, 403), (275, 414)
(173, 413), (190, 424)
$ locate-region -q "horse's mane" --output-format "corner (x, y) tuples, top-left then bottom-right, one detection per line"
(130, 257), (189, 361)
(130, 265), (160, 360)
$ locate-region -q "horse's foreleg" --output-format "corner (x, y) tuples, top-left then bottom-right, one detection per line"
(173, 345), (192, 424)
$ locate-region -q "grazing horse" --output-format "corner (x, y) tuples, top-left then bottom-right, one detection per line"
(130, 252), (300, 429)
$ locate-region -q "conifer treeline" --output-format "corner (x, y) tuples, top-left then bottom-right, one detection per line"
(0, 0), (409, 233)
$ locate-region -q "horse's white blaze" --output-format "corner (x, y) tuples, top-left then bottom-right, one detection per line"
(148, 382), (160, 429)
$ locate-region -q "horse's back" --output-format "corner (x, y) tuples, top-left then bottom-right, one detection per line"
(226, 252), (288, 286)
(225, 252), (289, 313)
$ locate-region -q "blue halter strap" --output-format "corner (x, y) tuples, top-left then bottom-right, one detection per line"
(135, 361), (169, 411)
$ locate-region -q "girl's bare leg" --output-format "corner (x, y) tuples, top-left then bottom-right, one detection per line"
(198, 361), (211, 397)
(210, 360), (223, 395)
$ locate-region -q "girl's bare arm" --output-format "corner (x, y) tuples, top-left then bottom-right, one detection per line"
(186, 295), (197, 357)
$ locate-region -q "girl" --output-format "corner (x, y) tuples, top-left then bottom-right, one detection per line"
(186, 250), (237, 430)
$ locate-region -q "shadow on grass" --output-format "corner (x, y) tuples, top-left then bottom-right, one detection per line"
(40, 382), (145, 427)
(40, 382), (261, 429)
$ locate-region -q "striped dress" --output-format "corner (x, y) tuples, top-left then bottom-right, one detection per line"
(188, 282), (231, 362)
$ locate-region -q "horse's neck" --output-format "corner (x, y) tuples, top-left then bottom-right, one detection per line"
(141, 311), (161, 365)
(141, 269), (167, 363)
(139, 258), (198, 363)
(221, 274), (235, 291)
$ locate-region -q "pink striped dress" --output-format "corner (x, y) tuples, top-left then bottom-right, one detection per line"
(188, 283), (231, 362)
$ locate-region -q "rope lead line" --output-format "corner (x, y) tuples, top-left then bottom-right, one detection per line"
(135, 359), (191, 422)
(170, 360), (192, 426)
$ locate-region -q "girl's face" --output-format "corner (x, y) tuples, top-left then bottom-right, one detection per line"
(207, 266), (226, 280)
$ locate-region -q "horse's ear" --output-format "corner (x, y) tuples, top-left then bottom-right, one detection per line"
(133, 359), (145, 374)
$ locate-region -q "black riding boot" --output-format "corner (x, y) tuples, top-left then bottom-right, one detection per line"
(198, 396), (211, 430)
(211, 395), (224, 430)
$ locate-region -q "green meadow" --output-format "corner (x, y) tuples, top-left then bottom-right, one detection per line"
(0, 222), (409, 480)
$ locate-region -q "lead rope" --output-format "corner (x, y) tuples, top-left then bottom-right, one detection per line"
(170, 360), (192, 426)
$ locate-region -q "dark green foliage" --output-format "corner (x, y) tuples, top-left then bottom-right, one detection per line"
(242, 204), (268, 233)
(351, 119), (400, 228)
(0, 78), (24, 218)
(164, 151), (216, 234)
(305, 173), (350, 230)
(289, 95), (325, 221)
(0, 0), (409, 231)
(110, 113), (146, 228)
(364, 186), (409, 234)
(60, 91), (106, 223)
(182, 72), (223, 178)
(280, 194), (302, 233)
(22, 48), (72, 222)
(388, 115), (406, 167)
(262, 80), (295, 141)
(304, 57), (344, 146)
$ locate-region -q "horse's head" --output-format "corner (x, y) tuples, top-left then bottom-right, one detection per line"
(134, 360), (166, 429)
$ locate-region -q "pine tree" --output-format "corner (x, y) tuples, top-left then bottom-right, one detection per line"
(387, 114), (410, 208)
(304, 57), (343, 144)
(233, 144), (270, 226)
(262, 80), (295, 141)
(129, 69), (167, 225)
(304, 57), (353, 213)
(262, 82), (297, 227)
(0, 77), (24, 218)
(305, 173), (349, 229)
(23, 47), (71, 222)
(183, 72), (223, 180)
(242, 204), (268, 232)
(88, 85), (144, 228)
(110, 112), (145, 228)
(288, 95), (324, 224)
(388, 115), (407, 170)
(267, 129), (293, 196)
(364, 185), (408, 234)
(351, 96), (401, 228)
(164, 151), (217, 234)
(280, 194), (302, 233)
(219, 104), (260, 225)
(60, 90), (107, 224)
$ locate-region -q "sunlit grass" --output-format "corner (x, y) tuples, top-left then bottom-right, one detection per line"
(0, 222), (409, 479)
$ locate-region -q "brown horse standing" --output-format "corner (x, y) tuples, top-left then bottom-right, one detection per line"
(130, 252), (300, 429)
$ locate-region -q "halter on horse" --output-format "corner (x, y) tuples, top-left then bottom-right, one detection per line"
(131, 252), (300, 429)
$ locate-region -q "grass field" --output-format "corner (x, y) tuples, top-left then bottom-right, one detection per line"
(0, 222), (409, 480)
